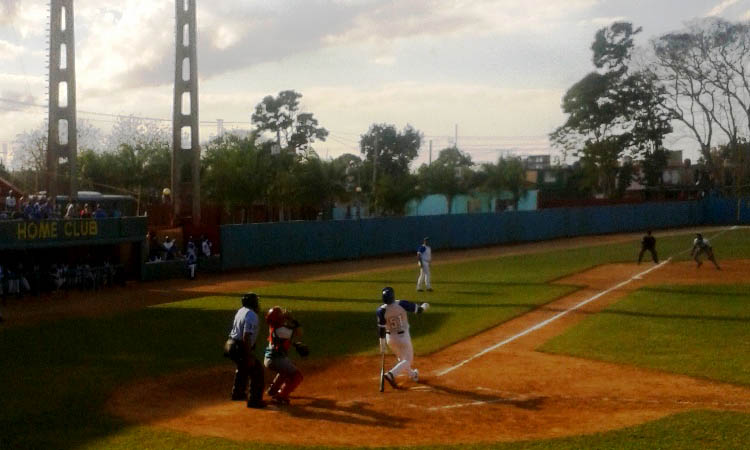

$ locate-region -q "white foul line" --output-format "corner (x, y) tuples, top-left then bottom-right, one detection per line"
(436, 226), (740, 378)
(436, 259), (670, 377)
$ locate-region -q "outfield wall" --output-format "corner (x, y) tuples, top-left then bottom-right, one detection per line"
(220, 199), (722, 270)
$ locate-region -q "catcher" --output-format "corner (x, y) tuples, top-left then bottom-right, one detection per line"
(263, 306), (308, 405)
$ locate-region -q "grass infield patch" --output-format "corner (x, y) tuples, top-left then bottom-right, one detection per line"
(540, 283), (750, 386)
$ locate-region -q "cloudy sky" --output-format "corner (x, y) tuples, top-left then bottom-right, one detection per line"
(0, 0), (748, 168)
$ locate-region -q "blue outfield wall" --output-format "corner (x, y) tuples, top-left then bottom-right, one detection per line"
(220, 199), (722, 270)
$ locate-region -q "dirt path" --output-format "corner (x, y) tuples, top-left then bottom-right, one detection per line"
(107, 259), (750, 447)
(0, 226), (722, 328)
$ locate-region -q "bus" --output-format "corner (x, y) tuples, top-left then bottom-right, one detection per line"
(54, 191), (138, 217)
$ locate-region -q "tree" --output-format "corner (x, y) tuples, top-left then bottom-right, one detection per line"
(291, 153), (348, 218)
(498, 157), (527, 209)
(360, 124), (422, 214)
(201, 133), (270, 220)
(649, 19), (750, 185)
(551, 21), (671, 198)
(251, 90), (328, 153)
(417, 147), (474, 214)
(480, 156), (527, 210)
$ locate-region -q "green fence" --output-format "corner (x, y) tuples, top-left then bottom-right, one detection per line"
(220, 200), (710, 270)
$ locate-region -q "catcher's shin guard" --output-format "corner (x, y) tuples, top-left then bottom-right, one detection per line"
(267, 373), (283, 397)
(278, 371), (303, 399)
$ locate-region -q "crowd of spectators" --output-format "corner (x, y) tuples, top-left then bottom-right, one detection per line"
(0, 260), (126, 300)
(1, 190), (121, 221)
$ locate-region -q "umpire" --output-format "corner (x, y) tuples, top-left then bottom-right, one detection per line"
(638, 230), (659, 264)
(225, 292), (266, 409)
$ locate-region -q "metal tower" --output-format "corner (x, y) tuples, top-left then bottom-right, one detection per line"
(47, 0), (77, 200)
(172, 0), (201, 225)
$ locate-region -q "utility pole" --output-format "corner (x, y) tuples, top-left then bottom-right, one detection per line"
(47, 0), (78, 201)
(454, 124), (458, 148)
(429, 140), (433, 165)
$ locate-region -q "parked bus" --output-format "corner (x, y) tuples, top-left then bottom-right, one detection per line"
(54, 191), (137, 217)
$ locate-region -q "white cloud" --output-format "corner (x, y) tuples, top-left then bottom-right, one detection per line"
(0, 0), (19, 25)
(1, 1), (46, 38)
(743, 9), (750, 19)
(306, 81), (564, 139)
(706, 0), (739, 16)
(0, 39), (23, 59)
(55, 0), (601, 93)
(583, 16), (628, 27)
(324, 0), (598, 45)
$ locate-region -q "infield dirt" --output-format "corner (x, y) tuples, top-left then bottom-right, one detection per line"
(106, 258), (750, 447)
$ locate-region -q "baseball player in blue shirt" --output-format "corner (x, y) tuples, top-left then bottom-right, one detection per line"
(377, 286), (429, 388)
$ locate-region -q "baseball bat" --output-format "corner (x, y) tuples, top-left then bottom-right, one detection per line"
(379, 349), (385, 392)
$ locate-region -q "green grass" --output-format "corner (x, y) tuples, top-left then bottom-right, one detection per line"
(541, 283), (750, 385)
(71, 410), (750, 450)
(2, 227), (750, 448)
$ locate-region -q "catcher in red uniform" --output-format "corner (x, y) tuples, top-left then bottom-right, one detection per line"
(263, 307), (308, 405)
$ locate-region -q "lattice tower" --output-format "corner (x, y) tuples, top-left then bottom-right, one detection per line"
(47, 0), (77, 199)
(172, 0), (201, 225)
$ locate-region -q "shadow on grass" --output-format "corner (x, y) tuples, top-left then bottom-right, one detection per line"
(598, 309), (750, 323)
(317, 279), (554, 288)
(0, 306), (449, 448)
(641, 286), (750, 299)
(216, 293), (565, 312)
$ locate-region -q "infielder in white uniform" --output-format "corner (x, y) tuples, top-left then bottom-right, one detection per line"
(416, 237), (432, 292)
(692, 233), (721, 270)
(377, 286), (429, 388)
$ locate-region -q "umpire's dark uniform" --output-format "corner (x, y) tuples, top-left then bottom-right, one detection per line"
(225, 293), (265, 408)
(638, 231), (658, 264)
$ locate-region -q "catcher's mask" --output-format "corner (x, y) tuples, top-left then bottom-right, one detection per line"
(265, 306), (284, 327)
(241, 292), (259, 312)
(382, 287), (395, 304)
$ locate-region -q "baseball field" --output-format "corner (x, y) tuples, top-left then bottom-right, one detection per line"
(2, 227), (750, 448)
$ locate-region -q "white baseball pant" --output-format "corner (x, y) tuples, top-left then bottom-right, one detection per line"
(417, 261), (431, 290)
(386, 330), (418, 379)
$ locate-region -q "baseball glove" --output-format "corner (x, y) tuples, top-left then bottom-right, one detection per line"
(294, 342), (310, 357)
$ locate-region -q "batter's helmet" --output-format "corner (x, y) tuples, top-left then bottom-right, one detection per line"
(266, 306), (284, 327)
(241, 292), (260, 312)
(382, 287), (395, 304)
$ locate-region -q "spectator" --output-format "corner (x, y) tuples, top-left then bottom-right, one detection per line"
(93, 203), (107, 219)
(80, 203), (92, 218)
(49, 264), (64, 290)
(186, 240), (197, 280)
(163, 236), (177, 260)
(5, 190), (16, 212)
(23, 197), (34, 220)
(147, 231), (162, 261)
(65, 202), (76, 219)
(7, 264), (31, 297)
(39, 198), (52, 219)
(201, 235), (212, 258)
